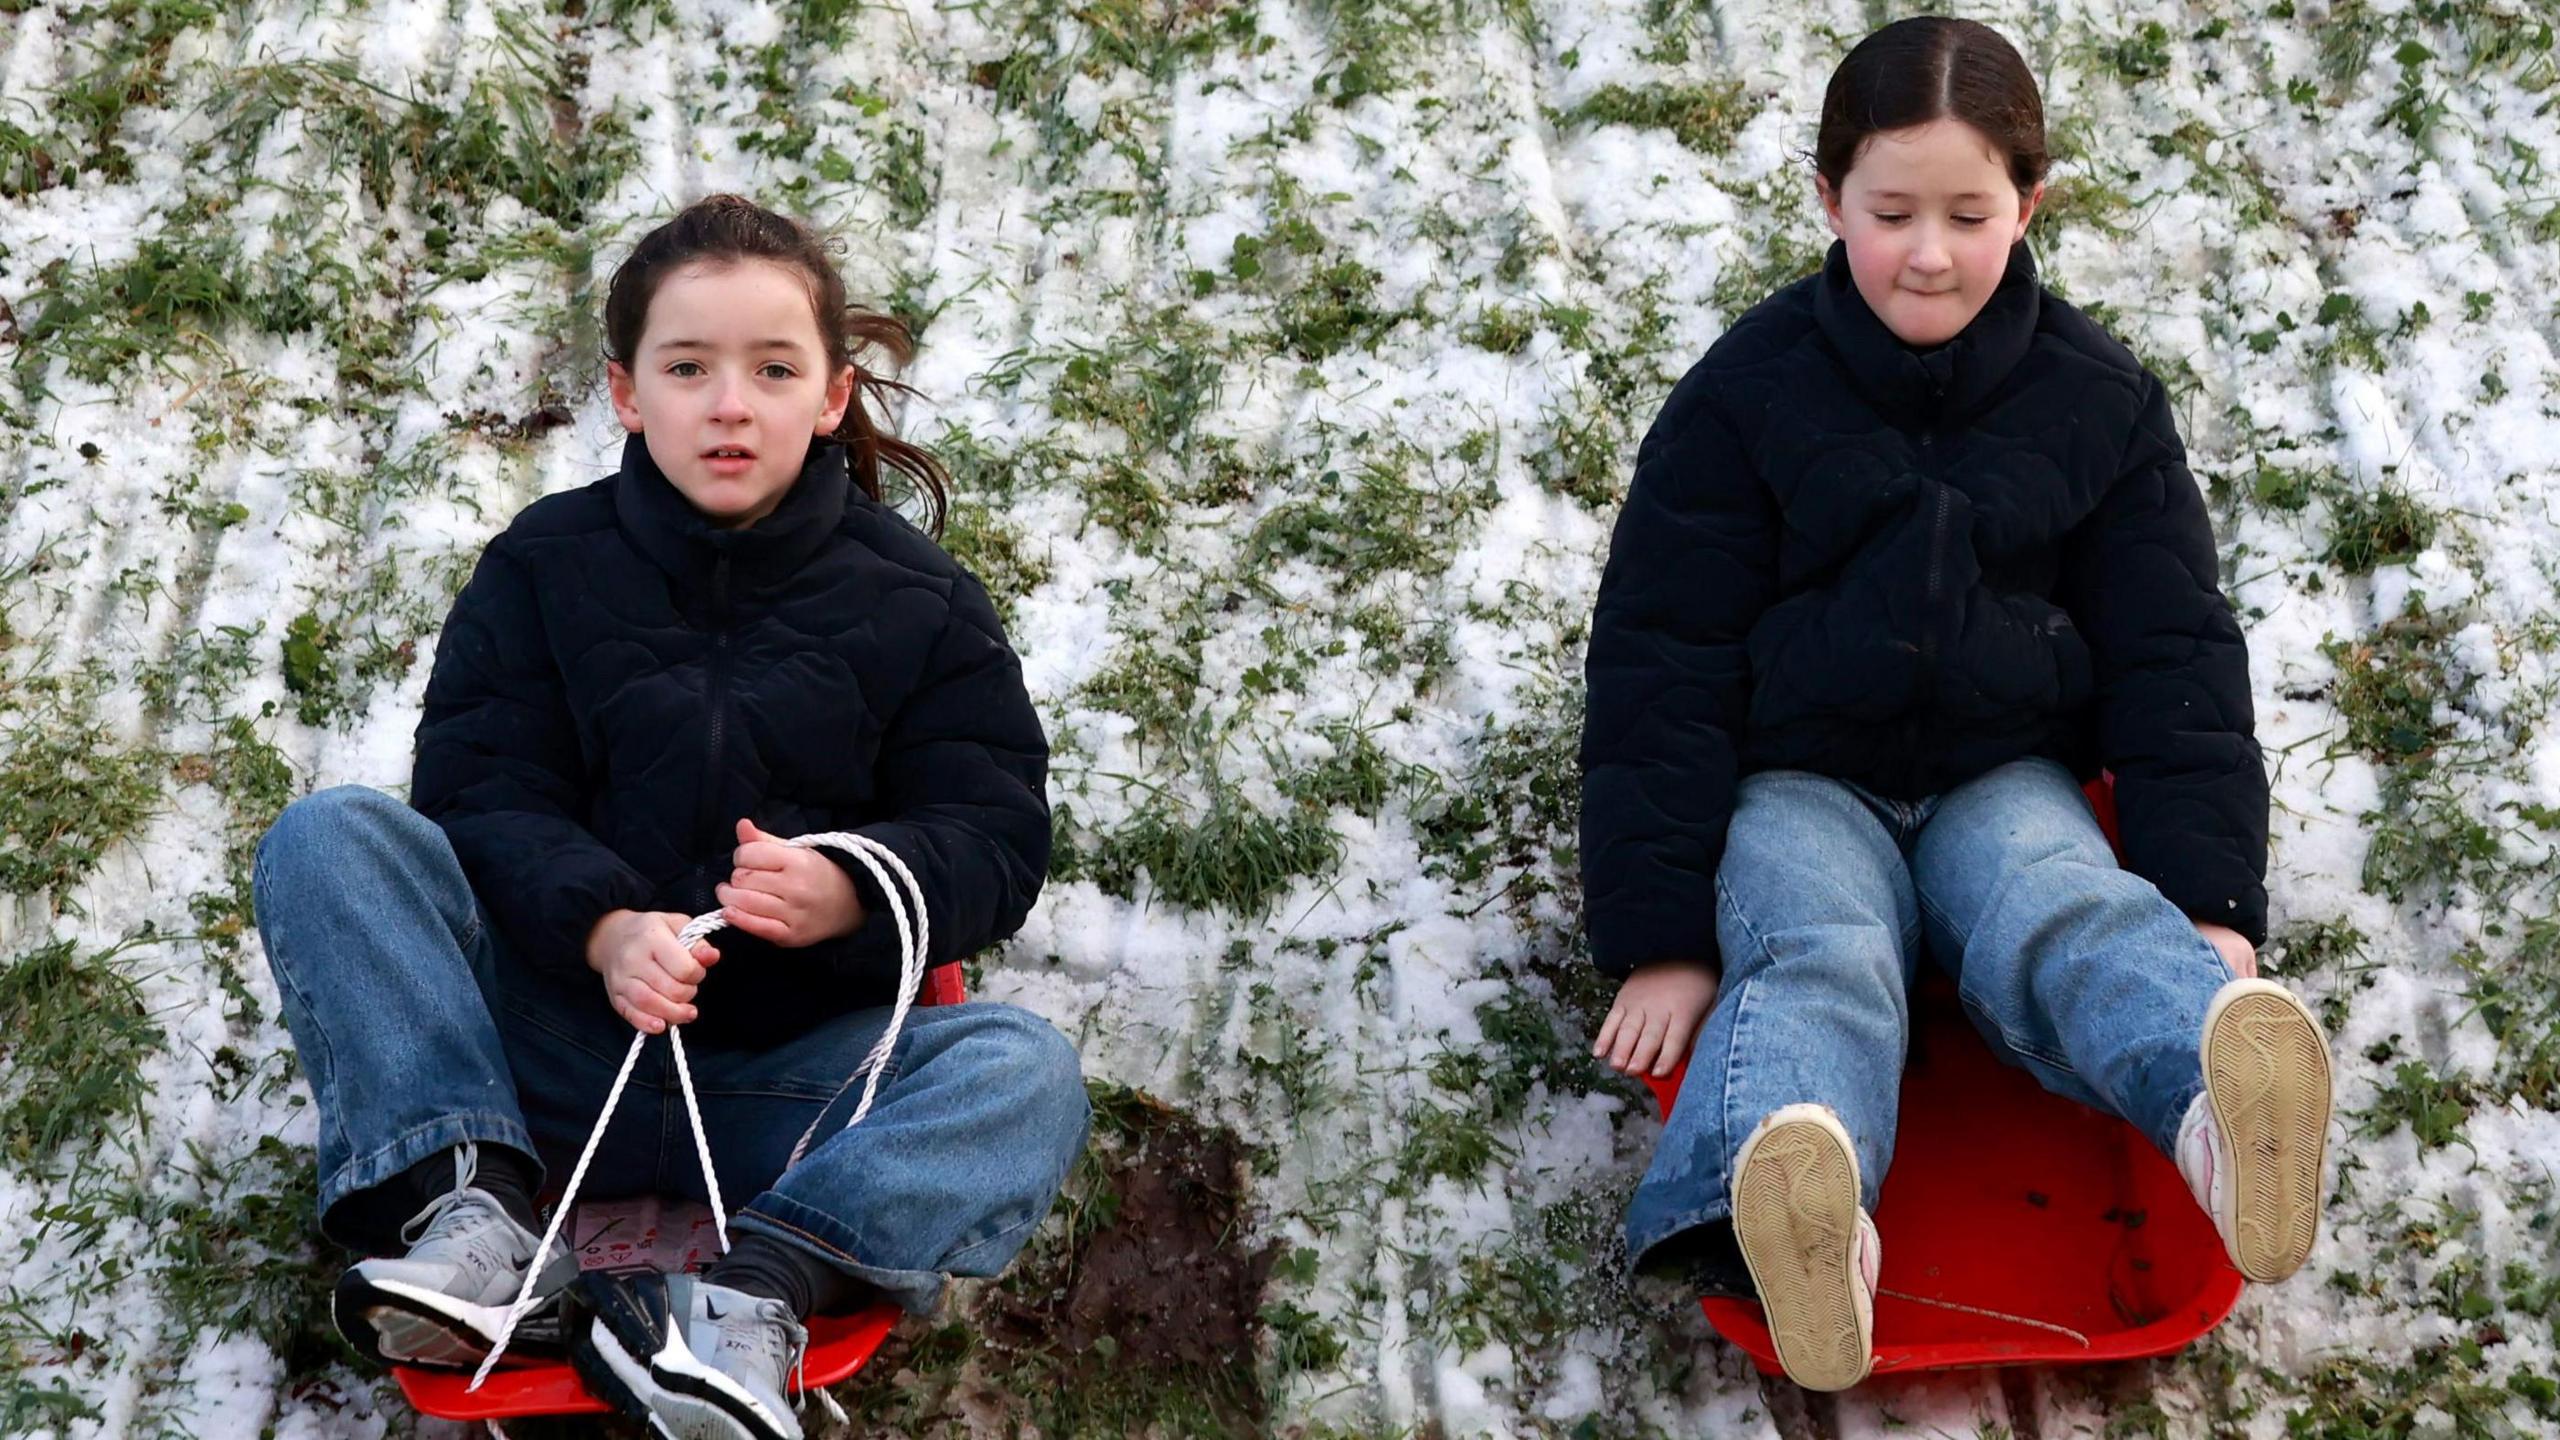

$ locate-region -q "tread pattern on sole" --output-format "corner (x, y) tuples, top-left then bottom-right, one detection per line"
(2203, 989), (2333, 1283)
(1734, 1119), (1870, 1391)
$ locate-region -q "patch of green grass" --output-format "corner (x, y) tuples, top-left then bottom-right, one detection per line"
(2098, 20), (2174, 80)
(1710, 224), (1827, 321)
(0, 1374), (101, 1432)
(1389, 1102), (1514, 1196)
(2361, 768), (2510, 906)
(138, 621), (260, 724)
(1426, 991), (1603, 1124)
(1413, 688), (1583, 918)
(1272, 257), (1412, 362)
(1560, 80), (1755, 155)
(2355, 1056), (2475, 1150)
(2322, 611), (2460, 764)
(1061, 786), (1342, 914)
(0, 710), (164, 898)
(1245, 445), (1494, 588)
(2323, 483), (2441, 574)
(154, 1137), (341, 1374)
(1533, 402), (1624, 508)
(2314, 289), (2389, 370)
(1276, 721), (1431, 819)
(996, 322), (1223, 461)
(40, 0), (220, 186)
(2034, 168), (2140, 237)
(0, 937), (162, 1167)
(220, 45), (638, 231)
(1463, 307), (1536, 355)
(1079, 630), (1207, 753)
(942, 501), (1053, 627)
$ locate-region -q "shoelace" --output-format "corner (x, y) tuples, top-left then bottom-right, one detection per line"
(468, 832), (931, 1394)
(398, 1141), (486, 1249)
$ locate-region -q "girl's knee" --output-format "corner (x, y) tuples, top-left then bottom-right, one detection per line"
(953, 1006), (1086, 1104)
(257, 786), (401, 871)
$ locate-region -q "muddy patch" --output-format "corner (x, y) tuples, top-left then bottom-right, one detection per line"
(854, 1081), (1281, 1438)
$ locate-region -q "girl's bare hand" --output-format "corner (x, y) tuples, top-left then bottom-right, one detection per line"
(585, 909), (721, 1034)
(1593, 959), (1720, 1078)
(717, 818), (865, 947)
(2194, 920), (2257, 979)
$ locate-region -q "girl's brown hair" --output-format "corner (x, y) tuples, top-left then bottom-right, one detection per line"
(1815, 17), (2048, 198)
(603, 194), (952, 536)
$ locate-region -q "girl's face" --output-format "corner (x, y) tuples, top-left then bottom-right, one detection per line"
(608, 259), (856, 529)
(1816, 118), (2043, 348)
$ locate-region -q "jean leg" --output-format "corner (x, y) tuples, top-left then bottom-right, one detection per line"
(1624, 771), (1919, 1268)
(251, 786), (539, 1245)
(677, 1003), (1089, 1315)
(1910, 757), (2235, 1155)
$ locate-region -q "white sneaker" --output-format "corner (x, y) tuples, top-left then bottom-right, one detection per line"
(1731, 1104), (1879, 1391)
(2175, 978), (2333, 1283)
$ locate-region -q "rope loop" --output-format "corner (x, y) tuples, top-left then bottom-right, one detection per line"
(467, 832), (930, 1391)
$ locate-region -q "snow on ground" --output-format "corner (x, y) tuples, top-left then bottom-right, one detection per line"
(2, 0), (2558, 1436)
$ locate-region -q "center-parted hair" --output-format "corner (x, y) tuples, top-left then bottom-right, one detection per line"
(1816, 17), (2048, 197)
(603, 194), (952, 536)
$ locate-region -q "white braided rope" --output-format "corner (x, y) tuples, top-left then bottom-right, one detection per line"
(466, 832), (931, 1392)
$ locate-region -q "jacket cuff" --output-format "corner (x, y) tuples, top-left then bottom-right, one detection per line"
(511, 854), (657, 974)
(2163, 877), (2268, 950)
(1586, 905), (1722, 980)
(818, 832), (930, 970)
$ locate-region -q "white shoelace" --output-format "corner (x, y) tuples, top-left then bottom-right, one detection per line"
(468, 832), (931, 1393)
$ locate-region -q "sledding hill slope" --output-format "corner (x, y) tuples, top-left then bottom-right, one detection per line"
(2, 1), (2557, 1435)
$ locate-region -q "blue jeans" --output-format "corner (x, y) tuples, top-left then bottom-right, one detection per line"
(252, 786), (1090, 1315)
(1624, 757), (2234, 1271)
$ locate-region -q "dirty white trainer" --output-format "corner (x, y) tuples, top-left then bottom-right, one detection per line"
(1731, 1103), (1879, 1391)
(2176, 977), (2334, 1283)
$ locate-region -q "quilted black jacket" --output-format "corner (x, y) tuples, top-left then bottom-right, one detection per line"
(1580, 239), (2266, 978)
(412, 435), (1049, 1043)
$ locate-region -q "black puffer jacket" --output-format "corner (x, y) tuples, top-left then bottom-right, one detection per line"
(1580, 240), (2266, 978)
(412, 435), (1049, 1044)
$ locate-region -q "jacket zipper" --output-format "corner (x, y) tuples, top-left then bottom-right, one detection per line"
(1917, 474), (1953, 683)
(694, 556), (733, 907)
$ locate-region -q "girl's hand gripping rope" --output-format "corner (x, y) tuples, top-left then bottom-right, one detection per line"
(718, 817), (868, 947)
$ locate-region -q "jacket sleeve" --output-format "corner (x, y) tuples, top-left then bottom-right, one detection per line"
(1579, 374), (1779, 978)
(816, 570), (1050, 981)
(2060, 376), (2269, 944)
(411, 540), (655, 974)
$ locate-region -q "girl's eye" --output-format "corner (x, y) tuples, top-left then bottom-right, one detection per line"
(669, 361), (705, 377)
(1954, 216), (1988, 226)
(1875, 214), (1908, 224)
(760, 363), (795, 380)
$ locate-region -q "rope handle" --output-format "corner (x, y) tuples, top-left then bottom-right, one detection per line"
(468, 832), (931, 1391)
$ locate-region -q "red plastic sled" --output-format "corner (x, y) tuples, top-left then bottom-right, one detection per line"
(394, 962), (971, 1421)
(1640, 778), (2245, 1375)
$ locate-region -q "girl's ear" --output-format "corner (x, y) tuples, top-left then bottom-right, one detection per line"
(1815, 174), (1844, 237)
(607, 361), (645, 433)
(2013, 180), (2046, 243)
(816, 362), (857, 435)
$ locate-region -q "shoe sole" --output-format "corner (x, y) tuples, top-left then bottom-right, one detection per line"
(576, 1276), (793, 1440)
(332, 1272), (563, 1370)
(1732, 1109), (1872, 1391)
(577, 1314), (679, 1436)
(2200, 981), (2333, 1283)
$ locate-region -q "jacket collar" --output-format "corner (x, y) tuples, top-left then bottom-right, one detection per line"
(613, 433), (850, 593)
(1811, 237), (2041, 426)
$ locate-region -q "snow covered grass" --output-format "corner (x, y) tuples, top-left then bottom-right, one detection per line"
(3, 0), (2559, 1436)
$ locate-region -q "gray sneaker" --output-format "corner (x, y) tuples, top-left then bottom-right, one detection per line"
(331, 1145), (575, 1369)
(575, 1272), (813, 1440)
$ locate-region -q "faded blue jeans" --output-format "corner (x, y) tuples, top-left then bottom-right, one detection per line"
(252, 785), (1090, 1314)
(1624, 757), (2236, 1273)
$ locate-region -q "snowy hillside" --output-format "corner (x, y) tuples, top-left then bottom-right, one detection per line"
(2, 0), (2558, 1436)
